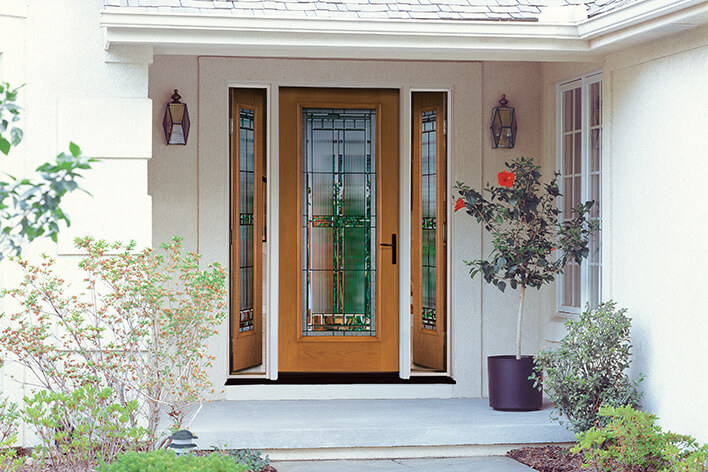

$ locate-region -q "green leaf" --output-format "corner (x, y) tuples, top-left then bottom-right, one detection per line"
(10, 127), (23, 146)
(497, 281), (506, 292)
(69, 142), (81, 157)
(0, 136), (10, 155)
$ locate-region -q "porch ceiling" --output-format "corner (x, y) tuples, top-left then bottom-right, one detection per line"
(101, 0), (708, 62)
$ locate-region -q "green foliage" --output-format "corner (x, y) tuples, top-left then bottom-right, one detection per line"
(0, 392), (22, 472)
(97, 450), (249, 472)
(24, 386), (147, 469)
(667, 446), (708, 472)
(0, 83), (23, 155)
(227, 449), (271, 471)
(532, 301), (642, 433)
(455, 156), (597, 292)
(572, 405), (706, 472)
(0, 82), (96, 259)
(0, 237), (228, 448)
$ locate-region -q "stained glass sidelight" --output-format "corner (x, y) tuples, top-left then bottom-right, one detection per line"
(421, 110), (437, 331)
(302, 108), (376, 336)
(239, 108), (255, 333)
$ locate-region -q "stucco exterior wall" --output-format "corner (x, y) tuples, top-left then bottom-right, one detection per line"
(603, 24), (708, 442)
(148, 56), (545, 398)
(0, 0), (153, 443)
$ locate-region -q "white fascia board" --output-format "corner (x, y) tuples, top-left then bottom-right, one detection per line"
(101, 0), (708, 61)
(579, 0), (708, 50)
(579, 0), (707, 38)
(101, 12), (593, 62)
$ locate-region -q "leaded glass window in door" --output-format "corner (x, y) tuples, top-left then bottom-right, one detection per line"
(239, 108), (255, 333)
(421, 109), (438, 331)
(302, 108), (376, 336)
(411, 92), (447, 372)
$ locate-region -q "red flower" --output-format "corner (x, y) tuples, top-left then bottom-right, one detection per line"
(498, 171), (515, 188)
(550, 247), (556, 252)
(454, 198), (466, 212)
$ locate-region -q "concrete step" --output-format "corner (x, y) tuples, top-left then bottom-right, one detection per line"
(272, 457), (535, 471)
(189, 398), (574, 460)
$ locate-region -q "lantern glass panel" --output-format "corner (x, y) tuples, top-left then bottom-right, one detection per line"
(169, 103), (184, 123)
(169, 124), (185, 145)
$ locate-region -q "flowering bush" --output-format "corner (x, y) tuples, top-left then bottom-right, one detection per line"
(454, 157), (597, 358)
(572, 405), (708, 472)
(0, 389), (21, 472)
(0, 237), (228, 450)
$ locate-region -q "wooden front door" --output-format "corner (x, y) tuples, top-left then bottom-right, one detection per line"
(278, 88), (400, 372)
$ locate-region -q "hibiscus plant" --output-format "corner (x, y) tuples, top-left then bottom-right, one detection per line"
(454, 156), (598, 360)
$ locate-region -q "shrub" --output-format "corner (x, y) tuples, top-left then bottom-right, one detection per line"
(228, 449), (271, 471)
(0, 237), (228, 448)
(24, 386), (146, 469)
(572, 405), (706, 472)
(531, 300), (642, 432)
(0, 393), (22, 472)
(97, 450), (249, 472)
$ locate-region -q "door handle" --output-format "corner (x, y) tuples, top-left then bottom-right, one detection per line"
(379, 233), (397, 265)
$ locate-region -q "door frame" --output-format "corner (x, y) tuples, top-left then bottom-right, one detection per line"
(226, 84), (453, 380)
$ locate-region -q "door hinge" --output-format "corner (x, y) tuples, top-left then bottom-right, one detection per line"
(443, 119), (447, 136)
(230, 118), (234, 135)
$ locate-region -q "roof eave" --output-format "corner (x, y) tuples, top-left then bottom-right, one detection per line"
(100, 0), (708, 62)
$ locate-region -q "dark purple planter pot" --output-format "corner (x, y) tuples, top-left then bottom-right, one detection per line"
(488, 355), (543, 411)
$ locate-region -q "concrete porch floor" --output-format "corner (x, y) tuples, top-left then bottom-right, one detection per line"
(189, 398), (574, 460)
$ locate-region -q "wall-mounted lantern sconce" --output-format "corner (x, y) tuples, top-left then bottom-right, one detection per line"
(490, 94), (517, 149)
(163, 89), (190, 145)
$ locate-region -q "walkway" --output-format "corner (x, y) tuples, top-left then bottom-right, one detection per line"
(272, 457), (534, 471)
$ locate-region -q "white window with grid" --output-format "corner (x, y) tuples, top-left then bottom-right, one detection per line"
(557, 74), (602, 315)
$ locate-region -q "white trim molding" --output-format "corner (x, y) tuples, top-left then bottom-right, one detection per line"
(101, 0), (708, 62)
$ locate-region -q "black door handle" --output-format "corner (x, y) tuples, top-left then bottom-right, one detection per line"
(379, 233), (397, 265)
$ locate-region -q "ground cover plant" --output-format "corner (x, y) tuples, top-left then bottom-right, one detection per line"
(531, 301), (643, 432)
(573, 406), (708, 472)
(0, 237), (228, 470)
(509, 407), (708, 472)
(98, 450), (250, 472)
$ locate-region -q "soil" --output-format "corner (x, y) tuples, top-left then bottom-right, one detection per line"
(507, 445), (599, 472)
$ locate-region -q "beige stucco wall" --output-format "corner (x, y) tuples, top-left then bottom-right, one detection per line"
(149, 56), (546, 398)
(0, 0), (154, 444)
(602, 24), (708, 442)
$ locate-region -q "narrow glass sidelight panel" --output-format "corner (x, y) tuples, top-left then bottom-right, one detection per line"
(412, 92), (447, 372)
(239, 108), (255, 333)
(231, 87), (266, 374)
(421, 110), (437, 331)
(302, 108), (376, 336)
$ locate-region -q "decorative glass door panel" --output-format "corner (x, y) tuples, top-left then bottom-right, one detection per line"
(239, 108), (256, 334)
(230, 88), (265, 374)
(412, 92), (447, 372)
(302, 109), (376, 336)
(279, 88), (399, 373)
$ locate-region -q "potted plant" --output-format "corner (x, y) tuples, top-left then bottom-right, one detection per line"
(454, 156), (597, 411)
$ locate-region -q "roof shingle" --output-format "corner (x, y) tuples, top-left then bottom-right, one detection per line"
(103, 0), (644, 21)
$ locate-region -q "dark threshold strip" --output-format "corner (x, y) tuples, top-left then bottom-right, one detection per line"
(225, 372), (456, 385)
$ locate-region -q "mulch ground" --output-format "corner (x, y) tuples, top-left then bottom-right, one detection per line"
(507, 445), (598, 472)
